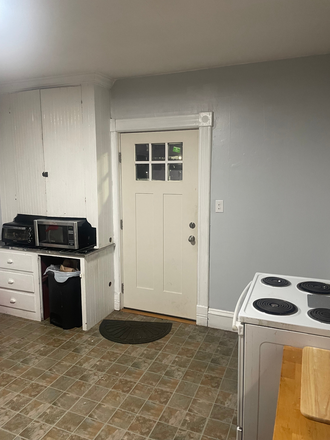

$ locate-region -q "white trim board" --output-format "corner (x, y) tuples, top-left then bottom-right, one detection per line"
(0, 73), (115, 95)
(208, 308), (235, 332)
(110, 112), (213, 326)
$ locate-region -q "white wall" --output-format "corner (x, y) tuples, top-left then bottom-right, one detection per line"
(111, 54), (330, 312)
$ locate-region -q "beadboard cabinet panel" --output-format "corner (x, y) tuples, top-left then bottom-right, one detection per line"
(41, 86), (86, 217)
(81, 85), (99, 232)
(0, 85), (112, 249)
(81, 84), (112, 248)
(80, 245), (114, 330)
(11, 90), (47, 216)
(0, 95), (17, 223)
(94, 85), (112, 247)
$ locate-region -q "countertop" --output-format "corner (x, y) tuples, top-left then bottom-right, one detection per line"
(273, 346), (330, 439)
(0, 243), (115, 258)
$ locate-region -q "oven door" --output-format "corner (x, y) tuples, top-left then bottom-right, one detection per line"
(236, 328), (244, 440)
(242, 324), (330, 440)
(2, 225), (33, 245)
(232, 282), (252, 440)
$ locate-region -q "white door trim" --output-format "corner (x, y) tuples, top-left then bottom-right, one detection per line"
(110, 112), (213, 326)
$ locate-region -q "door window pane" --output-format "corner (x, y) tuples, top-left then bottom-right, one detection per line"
(152, 164), (165, 181)
(168, 143), (183, 161)
(168, 164), (182, 181)
(152, 143), (165, 161)
(135, 144), (149, 161)
(136, 164), (149, 180)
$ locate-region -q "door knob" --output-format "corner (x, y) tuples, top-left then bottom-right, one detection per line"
(188, 235), (196, 245)
(189, 222), (196, 229)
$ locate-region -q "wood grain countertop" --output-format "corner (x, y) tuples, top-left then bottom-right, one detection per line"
(273, 346), (330, 439)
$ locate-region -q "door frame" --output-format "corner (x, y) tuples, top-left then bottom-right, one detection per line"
(110, 112), (213, 326)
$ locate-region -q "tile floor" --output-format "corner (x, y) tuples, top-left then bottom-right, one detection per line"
(0, 311), (238, 440)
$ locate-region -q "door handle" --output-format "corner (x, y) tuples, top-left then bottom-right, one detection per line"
(188, 235), (196, 245)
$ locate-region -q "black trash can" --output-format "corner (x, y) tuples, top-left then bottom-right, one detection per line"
(48, 271), (82, 329)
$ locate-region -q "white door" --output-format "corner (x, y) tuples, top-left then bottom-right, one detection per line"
(121, 130), (198, 319)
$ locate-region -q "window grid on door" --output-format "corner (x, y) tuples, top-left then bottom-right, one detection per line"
(135, 142), (183, 181)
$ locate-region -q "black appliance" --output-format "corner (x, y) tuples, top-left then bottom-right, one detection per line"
(1, 214), (39, 246)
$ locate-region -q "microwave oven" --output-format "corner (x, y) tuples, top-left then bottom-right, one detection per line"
(34, 218), (96, 250)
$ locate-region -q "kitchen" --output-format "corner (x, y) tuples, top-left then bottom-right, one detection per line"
(1, 1), (330, 439)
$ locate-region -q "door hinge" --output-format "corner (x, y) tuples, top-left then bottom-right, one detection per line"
(42, 171), (48, 177)
(121, 283), (124, 294)
(236, 426), (243, 440)
(120, 219), (123, 230)
(118, 152), (122, 163)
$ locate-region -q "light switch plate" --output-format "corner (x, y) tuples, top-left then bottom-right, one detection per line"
(215, 200), (224, 213)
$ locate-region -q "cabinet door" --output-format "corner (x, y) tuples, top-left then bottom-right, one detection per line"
(0, 94), (18, 223)
(11, 91), (47, 215)
(41, 87), (86, 217)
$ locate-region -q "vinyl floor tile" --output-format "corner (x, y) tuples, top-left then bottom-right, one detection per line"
(0, 311), (238, 440)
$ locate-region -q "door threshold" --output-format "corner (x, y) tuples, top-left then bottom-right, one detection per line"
(121, 308), (196, 325)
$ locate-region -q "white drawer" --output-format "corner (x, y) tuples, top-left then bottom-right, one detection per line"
(0, 270), (34, 293)
(0, 289), (36, 312)
(0, 251), (34, 272)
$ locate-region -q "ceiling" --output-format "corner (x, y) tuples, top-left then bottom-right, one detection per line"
(1, 0), (330, 85)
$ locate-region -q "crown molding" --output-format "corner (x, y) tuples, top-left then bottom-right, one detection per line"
(0, 73), (115, 95)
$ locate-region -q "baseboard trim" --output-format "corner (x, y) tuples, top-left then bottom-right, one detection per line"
(208, 308), (235, 332)
(196, 304), (208, 327)
(114, 291), (121, 311)
(122, 308), (196, 325)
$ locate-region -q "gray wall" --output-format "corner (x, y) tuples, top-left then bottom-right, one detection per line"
(111, 54), (330, 312)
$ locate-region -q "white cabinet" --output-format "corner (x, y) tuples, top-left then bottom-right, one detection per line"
(0, 84), (112, 248)
(41, 87), (86, 217)
(0, 249), (41, 320)
(6, 90), (46, 216)
(0, 246), (115, 331)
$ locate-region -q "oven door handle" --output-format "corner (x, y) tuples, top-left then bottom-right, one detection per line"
(232, 281), (251, 331)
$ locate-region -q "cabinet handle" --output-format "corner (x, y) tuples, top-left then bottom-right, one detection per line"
(7, 259), (13, 264)
(10, 298), (16, 304)
(8, 279), (14, 285)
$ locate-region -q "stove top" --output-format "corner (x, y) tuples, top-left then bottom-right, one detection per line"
(238, 272), (330, 337)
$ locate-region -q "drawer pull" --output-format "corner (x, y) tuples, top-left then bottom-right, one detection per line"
(9, 298), (16, 304)
(7, 259), (13, 264)
(8, 279), (14, 285)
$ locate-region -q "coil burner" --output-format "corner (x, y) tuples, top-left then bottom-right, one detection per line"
(261, 277), (291, 287)
(253, 298), (298, 315)
(307, 308), (330, 324)
(297, 282), (330, 295)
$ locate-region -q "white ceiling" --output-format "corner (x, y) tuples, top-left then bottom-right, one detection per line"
(1, 0), (330, 84)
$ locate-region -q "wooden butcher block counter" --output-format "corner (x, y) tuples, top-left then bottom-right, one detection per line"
(273, 346), (330, 439)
